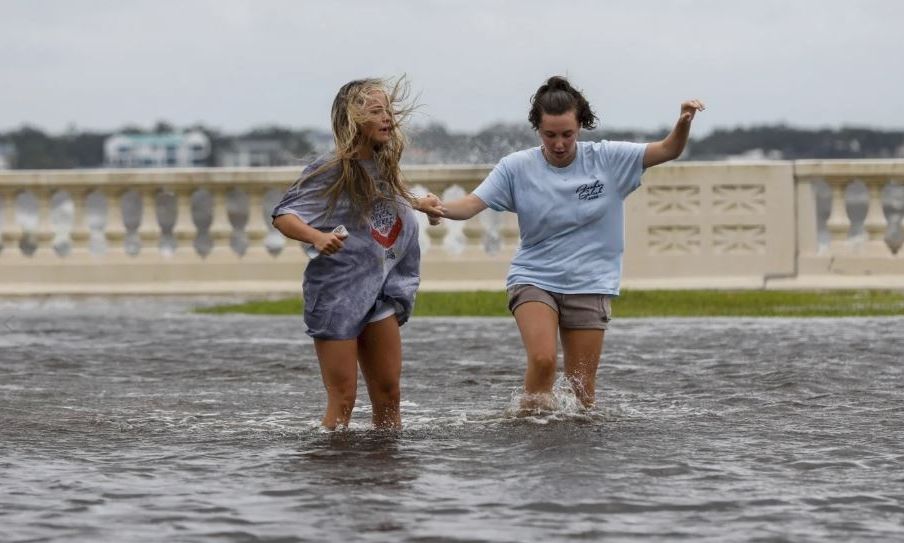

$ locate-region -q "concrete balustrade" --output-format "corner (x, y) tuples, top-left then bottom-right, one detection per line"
(623, 162), (796, 289)
(2, 160), (904, 295)
(792, 160), (904, 287)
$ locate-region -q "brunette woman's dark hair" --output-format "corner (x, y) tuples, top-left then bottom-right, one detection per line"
(528, 76), (598, 130)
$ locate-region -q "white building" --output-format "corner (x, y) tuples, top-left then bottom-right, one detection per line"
(104, 131), (210, 168)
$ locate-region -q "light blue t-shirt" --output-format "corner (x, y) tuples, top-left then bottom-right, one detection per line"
(473, 140), (647, 295)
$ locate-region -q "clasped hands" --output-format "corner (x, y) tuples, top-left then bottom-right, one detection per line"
(417, 193), (446, 226)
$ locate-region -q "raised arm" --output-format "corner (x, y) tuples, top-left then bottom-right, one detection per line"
(441, 193), (488, 221)
(643, 99), (706, 169)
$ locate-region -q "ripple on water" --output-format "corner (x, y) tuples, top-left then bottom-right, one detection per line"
(2, 302), (904, 541)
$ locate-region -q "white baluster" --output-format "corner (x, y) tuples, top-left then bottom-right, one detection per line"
(138, 187), (160, 247)
(173, 187), (196, 254)
(68, 188), (91, 256)
(863, 179), (889, 256)
(825, 178), (851, 253)
(103, 188), (125, 254)
(209, 186), (233, 254)
(245, 186), (268, 255)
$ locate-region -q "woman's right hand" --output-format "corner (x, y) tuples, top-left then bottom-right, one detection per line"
(313, 230), (347, 256)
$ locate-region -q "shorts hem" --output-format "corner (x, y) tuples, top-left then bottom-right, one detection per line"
(509, 297), (559, 315)
(559, 322), (609, 331)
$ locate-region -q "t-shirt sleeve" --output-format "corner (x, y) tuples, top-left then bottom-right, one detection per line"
(271, 163), (328, 224)
(604, 141), (647, 199)
(472, 158), (515, 212)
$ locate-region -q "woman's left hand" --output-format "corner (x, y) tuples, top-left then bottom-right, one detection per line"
(679, 99), (706, 124)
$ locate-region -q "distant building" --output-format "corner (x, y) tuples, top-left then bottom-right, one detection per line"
(104, 131), (210, 168)
(0, 142), (15, 169)
(217, 139), (296, 167)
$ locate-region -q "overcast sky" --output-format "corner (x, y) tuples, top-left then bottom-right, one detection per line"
(3, 0), (902, 135)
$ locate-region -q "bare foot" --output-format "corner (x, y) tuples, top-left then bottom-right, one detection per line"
(518, 392), (557, 414)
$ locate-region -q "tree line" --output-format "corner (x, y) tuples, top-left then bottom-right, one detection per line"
(1, 122), (902, 169)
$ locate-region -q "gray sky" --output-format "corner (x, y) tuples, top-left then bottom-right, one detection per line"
(3, 0), (902, 135)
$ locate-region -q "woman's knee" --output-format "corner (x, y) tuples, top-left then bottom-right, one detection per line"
(326, 379), (357, 405)
(527, 353), (557, 378)
(369, 380), (401, 406)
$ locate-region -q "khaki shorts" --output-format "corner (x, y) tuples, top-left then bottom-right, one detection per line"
(507, 284), (612, 330)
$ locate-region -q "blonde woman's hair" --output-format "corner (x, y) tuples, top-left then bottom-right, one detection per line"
(302, 76), (417, 221)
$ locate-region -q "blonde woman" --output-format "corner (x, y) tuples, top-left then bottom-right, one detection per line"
(272, 78), (441, 430)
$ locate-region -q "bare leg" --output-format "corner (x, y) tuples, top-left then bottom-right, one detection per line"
(513, 302), (559, 411)
(313, 338), (359, 430)
(357, 315), (403, 430)
(561, 328), (604, 408)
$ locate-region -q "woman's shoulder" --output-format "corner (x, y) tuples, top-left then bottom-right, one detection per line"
(580, 139), (645, 163)
(499, 146), (541, 168)
(301, 152), (337, 174)
(582, 139), (643, 152)
(297, 153), (340, 185)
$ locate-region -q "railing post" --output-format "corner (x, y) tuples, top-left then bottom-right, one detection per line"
(246, 186), (268, 250)
(863, 179), (890, 256)
(209, 185), (233, 255)
(68, 188), (91, 256)
(106, 188), (127, 254)
(138, 186), (160, 251)
(825, 178), (851, 253)
(173, 186), (196, 254)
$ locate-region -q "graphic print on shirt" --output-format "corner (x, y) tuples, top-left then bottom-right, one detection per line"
(370, 198), (402, 251)
(575, 178), (606, 201)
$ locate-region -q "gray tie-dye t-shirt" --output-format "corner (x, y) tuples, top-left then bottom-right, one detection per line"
(272, 156), (421, 340)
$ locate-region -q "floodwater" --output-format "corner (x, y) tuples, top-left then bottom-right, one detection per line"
(1, 298), (903, 542)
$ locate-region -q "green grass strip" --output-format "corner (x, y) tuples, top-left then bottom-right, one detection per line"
(196, 290), (904, 318)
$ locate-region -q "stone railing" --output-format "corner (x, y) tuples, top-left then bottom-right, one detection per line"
(793, 161), (904, 285)
(1, 161), (903, 294)
(623, 162), (796, 288)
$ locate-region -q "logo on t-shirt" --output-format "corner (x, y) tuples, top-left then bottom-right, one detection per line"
(575, 179), (606, 201)
(370, 199), (402, 248)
